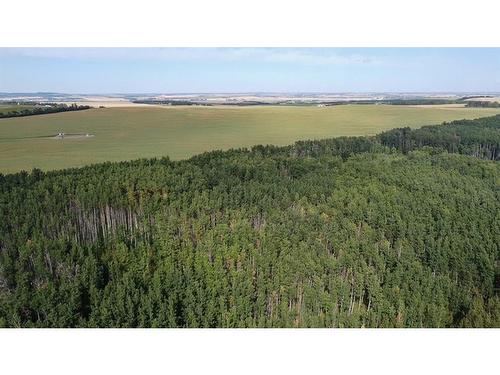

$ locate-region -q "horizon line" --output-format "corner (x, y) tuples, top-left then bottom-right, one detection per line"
(2, 91), (500, 95)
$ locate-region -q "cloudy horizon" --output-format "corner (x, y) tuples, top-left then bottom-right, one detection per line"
(1, 48), (499, 93)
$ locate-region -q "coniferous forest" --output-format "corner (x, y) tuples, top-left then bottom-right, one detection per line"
(0, 115), (499, 328)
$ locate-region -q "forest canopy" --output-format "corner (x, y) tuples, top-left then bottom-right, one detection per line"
(0, 115), (499, 327)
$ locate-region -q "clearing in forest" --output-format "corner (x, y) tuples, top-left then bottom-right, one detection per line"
(1, 104), (500, 173)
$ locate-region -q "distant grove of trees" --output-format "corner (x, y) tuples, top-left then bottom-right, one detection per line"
(0, 115), (499, 327)
(0, 103), (91, 118)
(465, 101), (500, 108)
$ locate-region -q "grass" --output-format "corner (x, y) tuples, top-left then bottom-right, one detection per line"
(1, 104), (500, 173)
(0, 104), (36, 115)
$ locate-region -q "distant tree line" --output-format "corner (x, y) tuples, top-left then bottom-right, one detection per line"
(133, 99), (277, 106)
(0, 115), (499, 327)
(465, 101), (500, 108)
(375, 99), (460, 105)
(0, 103), (91, 119)
(461, 95), (494, 100)
(133, 98), (496, 107)
(133, 100), (212, 106)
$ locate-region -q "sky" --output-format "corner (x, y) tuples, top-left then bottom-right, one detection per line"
(0, 48), (499, 93)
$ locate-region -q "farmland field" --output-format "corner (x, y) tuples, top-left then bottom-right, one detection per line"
(0, 104), (35, 114)
(1, 104), (500, 173)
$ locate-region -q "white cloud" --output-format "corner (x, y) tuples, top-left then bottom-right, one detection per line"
(0, 47), (380, 66)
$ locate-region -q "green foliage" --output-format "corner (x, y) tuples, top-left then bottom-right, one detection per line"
(466, 101), (500, 108)
(0, 116), (499, 327)
(378, 115), (500, 160)
(0, 103), (91, 119)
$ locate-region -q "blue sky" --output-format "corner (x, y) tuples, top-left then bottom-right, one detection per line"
(0, 48), (499, 93)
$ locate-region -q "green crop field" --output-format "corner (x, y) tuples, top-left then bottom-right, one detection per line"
(0, 104), (35, 114)
(1, 104), (500, 173)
